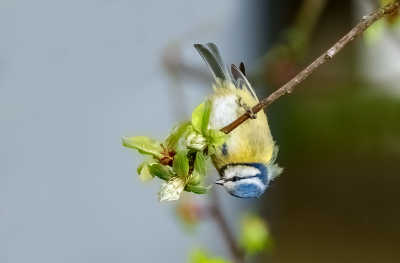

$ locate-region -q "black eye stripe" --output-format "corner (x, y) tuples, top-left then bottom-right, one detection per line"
(225, 175), (257, 182)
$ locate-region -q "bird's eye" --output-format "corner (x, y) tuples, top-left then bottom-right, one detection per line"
(232, 177), (239, 182)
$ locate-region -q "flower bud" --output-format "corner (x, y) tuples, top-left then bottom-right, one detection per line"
(185, 133), (206, 150)
(186, 132), (197, 142)
(158, 177), (186, 201)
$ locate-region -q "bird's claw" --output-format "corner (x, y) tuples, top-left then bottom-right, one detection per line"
(246, 108), (257, 119)
(238, 98), (256, 119)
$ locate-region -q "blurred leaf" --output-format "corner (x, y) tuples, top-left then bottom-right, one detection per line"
(185, 184), (211, 194)
(122, 136), (164, 159)
(148, 164), (175, 181)
(239, 214), (272, 256)
(194, 151), (207, 176)
(380, 0), (392, 6)
(284, 26), (308, 59)
(177, 199), (203, 226)
(172, 150), (189, 177)
(206, 129), (229, 147)
(190, 249), (231, 263)
(386, 10), (400, 26)
(192, 101), (211, 134)
(165, 121), (191, 150)
(364, 19), (385, 45)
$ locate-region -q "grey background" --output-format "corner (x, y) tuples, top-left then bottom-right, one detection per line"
(0, 1), (270, 262)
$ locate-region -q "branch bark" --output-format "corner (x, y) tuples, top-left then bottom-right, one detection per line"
(220, 0), (400, 134)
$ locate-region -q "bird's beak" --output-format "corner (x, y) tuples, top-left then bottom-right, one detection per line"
(215, 179), (224, 185)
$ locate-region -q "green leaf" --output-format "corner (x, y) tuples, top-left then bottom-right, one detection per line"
(137, 157), (156, 175)
(148, 164), (175, 181)
(187, 171), (200, 186)
(165, 121), (191, 150)
(122, 136), (164, 159)
(194, 151), (207, 176)
(185, 184), (212, 194)
(192, 101), (211, 134)
(137, 159), (157, 181)
(185, 124), (195, 135)
(172, 150), (189, 177)
(139, 164), (155, 181)
(205, 129), (229, 147)
(137, 160), (147, 175)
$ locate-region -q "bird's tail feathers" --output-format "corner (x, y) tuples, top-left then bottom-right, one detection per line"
(194, 43), (233, 82)
(194, 43), (258, 100)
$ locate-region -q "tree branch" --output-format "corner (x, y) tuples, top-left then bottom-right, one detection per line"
(220, 0), (400, 134)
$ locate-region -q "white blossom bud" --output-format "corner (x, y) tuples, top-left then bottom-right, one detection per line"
(185, 132), (206, 150)
(186, 132), (197, 142)
(158, 177), (186, 201)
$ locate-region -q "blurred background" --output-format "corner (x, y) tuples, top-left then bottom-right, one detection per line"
(1, 0), (400, 262)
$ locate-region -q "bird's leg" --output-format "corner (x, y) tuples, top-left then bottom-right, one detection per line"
(238, 98), (256, 119)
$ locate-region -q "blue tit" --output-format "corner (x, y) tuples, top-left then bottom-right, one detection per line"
(194, 43), (283, 198)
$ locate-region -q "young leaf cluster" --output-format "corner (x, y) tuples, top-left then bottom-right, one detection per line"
(122, 100), (229, 201)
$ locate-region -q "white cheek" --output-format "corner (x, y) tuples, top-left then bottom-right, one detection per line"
(224, 166), (261, 179)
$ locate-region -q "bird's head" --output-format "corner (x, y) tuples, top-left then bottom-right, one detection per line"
(215, 163), (269, 198)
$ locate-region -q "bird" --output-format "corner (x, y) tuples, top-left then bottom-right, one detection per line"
(194, 43), (282, 198)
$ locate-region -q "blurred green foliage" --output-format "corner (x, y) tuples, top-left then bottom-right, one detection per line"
(264, 83), (400, 262)
(190, 249), (232, 263)
(182, 213), (274, 261)
(364, 19), (386, 45)
(364, 0), (400, 45)
(274, 86), (400, 165)
(239, 214), (273, 256)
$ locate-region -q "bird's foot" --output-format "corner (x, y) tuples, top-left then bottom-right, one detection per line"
(238, 98), (256, 119)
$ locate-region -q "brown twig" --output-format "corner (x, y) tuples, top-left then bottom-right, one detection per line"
(220, 0), (400, 134)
